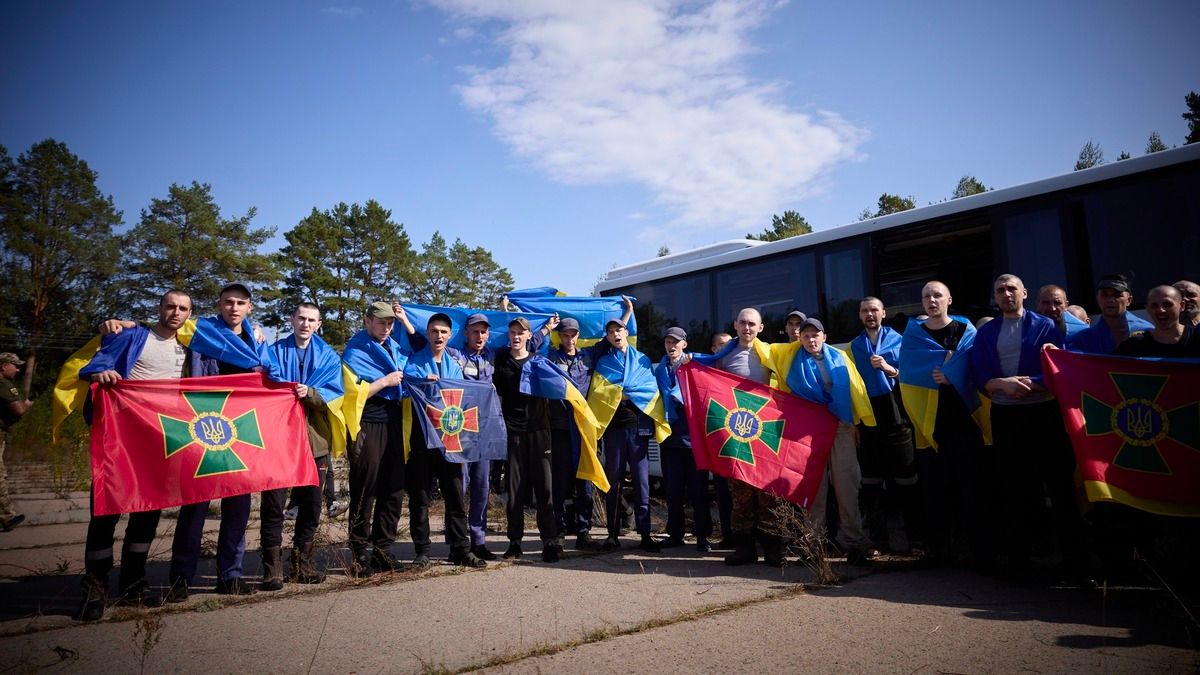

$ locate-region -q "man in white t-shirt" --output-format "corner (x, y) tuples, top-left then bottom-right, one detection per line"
(76, 290), (195, 621)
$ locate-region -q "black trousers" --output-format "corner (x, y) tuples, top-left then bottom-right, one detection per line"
(407, 443), (470, 557)
(992, 400), (1085, 568)
(917, 413), (989, 563)
(261, 455), (328, 549)
(506, 428), (556, 544)
(85, 493), (161, 588)
(857, 419), (923, 547)
(347, 419), (406, 551)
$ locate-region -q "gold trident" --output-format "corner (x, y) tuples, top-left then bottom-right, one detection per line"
(199, 417), (227, 445)
(733, 412), (755, 438)
(1126, 404), (1152, 439)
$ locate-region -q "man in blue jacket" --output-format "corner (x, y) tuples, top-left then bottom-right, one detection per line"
(1066, 274), (1153, 354)
(971, 274), (1086, 580)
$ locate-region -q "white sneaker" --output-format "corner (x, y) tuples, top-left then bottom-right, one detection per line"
(284, 506), (298, 521)
(327, 501), (348, 519)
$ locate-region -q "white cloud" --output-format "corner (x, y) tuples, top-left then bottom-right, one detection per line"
(431, 0), (866, 234)
(323, 6), (363, 17)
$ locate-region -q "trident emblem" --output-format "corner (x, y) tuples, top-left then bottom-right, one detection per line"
(1125, 403), (1153, 440)
(200, 417), (228, 445)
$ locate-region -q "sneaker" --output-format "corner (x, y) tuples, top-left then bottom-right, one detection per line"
(541, 544), (562, 563)
(575, 533), (600, 551)
(449, 551), (487, 569)
(661, 536), (685, 548)
(215, 577), (256, 595)
(639, 534), (662, 553)
(326, 501), (348, 519)
(284, 506), (298, 521)
(503, 542), (523, 560)
(471, 545), (497, 561)
(77, 576), (107, 622)
(372, 548), (404, 573)
(164, 580), (189, 604)
(601, 536), (621, 551)
(696, 537), (711, 553)
(0, 514), (25, 532)
(411, 554), (432, 570)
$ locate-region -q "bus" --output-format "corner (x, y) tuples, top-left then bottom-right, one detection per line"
(596, 143), (1200, 360)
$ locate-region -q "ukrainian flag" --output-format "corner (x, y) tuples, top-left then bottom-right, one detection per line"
(340, 330), (409, 442)
(898, 317), (992, 449)
(401, 303), (554, 352)
(521, 357), (610, 492)
(272, 333), (349, 457)
(505, 292), (637, 349)
(587, 345), (671, 443)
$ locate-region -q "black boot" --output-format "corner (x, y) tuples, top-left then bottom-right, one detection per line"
(117, 550), (160, 607)
(724, 532), (758, 566)
(77, 573), (108, 622)
(760, 532), (785, 567)
(291, 542), (326, 584)
(261, 546), (284, 591)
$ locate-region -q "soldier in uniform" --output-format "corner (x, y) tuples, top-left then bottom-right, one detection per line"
(0, 352), (32, 532)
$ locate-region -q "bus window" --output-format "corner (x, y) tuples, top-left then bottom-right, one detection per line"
(820, 244), (867, 342)
(715, 252), (816, 341)
(1003, 208), (1066, 300)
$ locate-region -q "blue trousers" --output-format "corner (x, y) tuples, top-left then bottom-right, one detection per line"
(602, 425), (650, 537)
(170, 493), (250, 584)
(464, 460), (491, 547)
(551, 426), (594, 537)
(661, 441), (712, 540)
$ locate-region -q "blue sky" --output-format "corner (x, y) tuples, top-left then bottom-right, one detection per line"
(2, 1), (1196, 296)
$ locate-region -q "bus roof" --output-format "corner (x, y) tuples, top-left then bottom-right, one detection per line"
(597, 142), (1200, 293)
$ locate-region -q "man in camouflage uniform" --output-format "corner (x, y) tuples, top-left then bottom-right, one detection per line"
(0, 352), (32, 532)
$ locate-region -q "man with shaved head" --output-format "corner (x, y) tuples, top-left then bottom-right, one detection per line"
(1036, 284), (1087, 340)
(972, 274), (1086, 580)
(1174, 280), (1200, 328)
(1116, 285), (1200, 357)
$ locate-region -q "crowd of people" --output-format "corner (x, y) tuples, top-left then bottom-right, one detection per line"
(3, 272), (1195, 622)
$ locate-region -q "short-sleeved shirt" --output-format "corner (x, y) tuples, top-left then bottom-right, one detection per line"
(1115, 325), (1200, 358)
(717, 344), (769, 384)
(0, 376), (22, 431)
(128, 332), (188, 381)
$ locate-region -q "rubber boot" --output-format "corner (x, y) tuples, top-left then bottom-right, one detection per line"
(291, 542), (326, 584)
(723, 532), (758, 566)
(261, 546), (284, 591)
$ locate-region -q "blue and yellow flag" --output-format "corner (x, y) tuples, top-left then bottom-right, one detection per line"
(786, 345), (876, 427)
(898, 317), (991, 449)
(587, 345), (670, 443)
(401, 303), (554, 352)
(847, 327), (904, 397)
(505, 292), (637, 349)
(520, 357), (609, 492)
(189, 317), (281, 380)
(271, 333), (349, 457)
(341, 329), (410, 441)
(406, 378), (507, 464)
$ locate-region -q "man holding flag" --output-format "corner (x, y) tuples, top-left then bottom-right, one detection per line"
(656, 327), (713, 552)
(545, 318), (600, 551)
(403, 312), (483, 569)
(259, 302), (344, 590)
(168, 282), (284, 599)
(341, 302), (414, 575)
(787, 317), (876, 565)
(75, 289), (195, 620)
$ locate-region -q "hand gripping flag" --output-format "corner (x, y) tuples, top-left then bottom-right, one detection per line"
(587, 344), (671, 443)
(52, 319), (199, 441)
(898, 317), (992, 449)
(401, 303), (554, 352)
(1042, 348), (1200, 517)
(88, 372), (317, 516)
(271, 333), (349, 457)
(405, 377), (507, 463)
(520, 356), (610, 492)
(504, 292), (638, 349)
(678, 362), (838, 509)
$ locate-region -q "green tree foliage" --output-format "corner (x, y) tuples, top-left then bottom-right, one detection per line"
(1117, 151), (1131, 161)
(1184, 91), (1200, 144)
(121, 182), (277, 315)
(403, 231), (514, 308)
(1074, 140), (1104, 171)
(0, 140), (122, 393)
(747, 210), (813, 241)
(859, 193), (916, 220)
(271, 200), (415, 346)
(951, 175), (988, 199)
(1145, 131), (1168, 154)
(657, 246), (671, 257)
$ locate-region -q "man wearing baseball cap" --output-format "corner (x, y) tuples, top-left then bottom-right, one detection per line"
(1066, 274), (1153, 354)
(544, 317), (599, 550)
(0, 352), (32, 532)
(656, 327), (712, 551)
